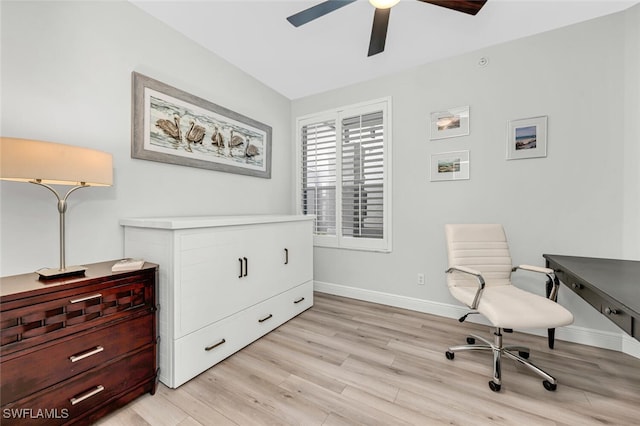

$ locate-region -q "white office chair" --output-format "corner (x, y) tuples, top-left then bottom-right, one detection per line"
(444, 224), (574, 392)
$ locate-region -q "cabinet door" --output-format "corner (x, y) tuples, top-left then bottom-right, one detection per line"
(262, 221), (313, 295)
(175, 221), (312, 338)
(177, 227), (264, 337)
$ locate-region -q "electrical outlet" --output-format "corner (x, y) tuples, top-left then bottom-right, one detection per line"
(417, 273), (425, 285)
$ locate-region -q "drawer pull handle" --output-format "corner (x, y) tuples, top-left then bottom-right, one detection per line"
(70, 385), (105, 405)
(238, 258), (243, 278)
(205, 338), (226, 351)
(258, 314), (273, 323)
(284, 248), (289, 265)
(294, 297), (305, 304)
(69, 346), (104, 362)
(605, 307), (618, 315)
(244, 257), (248, 277)
(70, 293), (102, 304)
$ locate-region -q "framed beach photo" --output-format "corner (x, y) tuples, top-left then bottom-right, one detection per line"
(430, 150), (470, 182)
(506, 116), (547, 160)
(132, 72), (272, 178)
(430, 106), (470, 140)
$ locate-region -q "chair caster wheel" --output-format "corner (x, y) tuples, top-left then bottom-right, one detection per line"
(488, 381), (501, 392)
(543, 380), (557, 391)
(466, 337), (476, 345)
(445, 351), (455, 360)
(519, 351), (530, 359)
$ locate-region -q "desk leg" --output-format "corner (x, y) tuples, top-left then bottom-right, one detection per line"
(547, 329), (555, 349)
(545, 270), (557, 349)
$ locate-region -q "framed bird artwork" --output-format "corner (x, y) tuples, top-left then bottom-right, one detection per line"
(131, 72), (272, 179)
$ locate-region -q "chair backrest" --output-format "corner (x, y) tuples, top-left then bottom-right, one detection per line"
(445, 224), (513, 289)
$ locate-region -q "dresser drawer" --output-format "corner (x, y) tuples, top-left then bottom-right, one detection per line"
(2, 346), (154, 425)
(172, 281), (313, 388)
(1, 313), (153, 404)
(1, 279), (154, 355)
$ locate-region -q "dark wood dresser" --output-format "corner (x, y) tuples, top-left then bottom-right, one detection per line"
(0, 261), (158, 425)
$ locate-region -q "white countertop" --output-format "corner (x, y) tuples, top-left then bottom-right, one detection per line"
(119, 214), (314, 230)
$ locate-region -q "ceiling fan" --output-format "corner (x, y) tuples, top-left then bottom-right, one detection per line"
(287, 0), (487, 57)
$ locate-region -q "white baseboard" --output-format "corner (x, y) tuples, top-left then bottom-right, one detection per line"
(314, 280), (639, 360)
(622, 334), (640, 358)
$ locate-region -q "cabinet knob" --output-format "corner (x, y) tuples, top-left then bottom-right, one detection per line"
(69, 293), (102, 304)
(604, 307), (618, 315)
(258, 313), (273, 323)
(238, 258), (249, 277)
(69, 346), (104, 363)
(571, 283), (583, 290)
(205, 338), (226, 351)
(70, 385), (105, 405)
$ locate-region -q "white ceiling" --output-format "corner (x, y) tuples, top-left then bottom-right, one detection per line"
(131, 0), (638, 99)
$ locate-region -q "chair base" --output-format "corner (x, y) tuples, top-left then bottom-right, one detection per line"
(445, 328), (558, 392)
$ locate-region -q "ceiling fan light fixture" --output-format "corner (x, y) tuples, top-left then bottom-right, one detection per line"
(369, 0), (401, 9)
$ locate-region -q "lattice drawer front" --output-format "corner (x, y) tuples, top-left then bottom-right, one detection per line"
(0, 282), (151, 348)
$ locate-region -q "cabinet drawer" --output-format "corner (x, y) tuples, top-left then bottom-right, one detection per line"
(258, 280), (314, 330)
(1, 313), (153, 404)
(173, 300), (256, 387)
(558, 271), (602, 312)
(172, 281), (313, 388)
(556, 269), (635, 337)
(601, 303), (633, 335)
(2, 346), (154, 425)
(1, 279), (154, 354)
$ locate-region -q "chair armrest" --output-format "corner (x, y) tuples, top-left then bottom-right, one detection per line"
(512, 264), (554, 274)
(512, 265), (559, 300)
(446, 266), (485, 309)
(447, 265), (484, 278)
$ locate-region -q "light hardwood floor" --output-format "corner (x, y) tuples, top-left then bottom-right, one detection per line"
(98, 292), (640, 425)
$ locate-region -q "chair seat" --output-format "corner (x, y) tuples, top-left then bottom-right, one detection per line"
(450, 285), (574, 329)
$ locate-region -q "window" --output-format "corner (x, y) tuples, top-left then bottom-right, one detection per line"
(297, 98), (392, 252)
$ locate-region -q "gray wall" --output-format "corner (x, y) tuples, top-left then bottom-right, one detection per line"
(0, 1), (293, 276)
(1, 1), (638, 354)
(292, 5), (640, 351)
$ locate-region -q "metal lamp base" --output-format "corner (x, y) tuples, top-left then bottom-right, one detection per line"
(36, 265), (87, 280)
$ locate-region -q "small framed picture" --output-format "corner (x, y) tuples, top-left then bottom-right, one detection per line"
(506, 116), (547, 160)
(430, 151), (470, 182)
(430, 106), (470, 140)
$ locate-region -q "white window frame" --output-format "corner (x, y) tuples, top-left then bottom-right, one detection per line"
(295, 97), (392, 253)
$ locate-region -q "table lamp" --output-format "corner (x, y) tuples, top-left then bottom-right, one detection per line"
(0, 137), (113, 279)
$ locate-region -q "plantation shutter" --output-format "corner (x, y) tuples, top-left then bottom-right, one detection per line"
(301, 119), (337, 236)
(297, 97), (391, 252)
(341, 110), (385, 240)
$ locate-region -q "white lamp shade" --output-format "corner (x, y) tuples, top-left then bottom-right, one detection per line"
(0, 137), (113, 186)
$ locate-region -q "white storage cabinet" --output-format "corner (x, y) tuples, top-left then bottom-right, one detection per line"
(120, 215), (314, 388)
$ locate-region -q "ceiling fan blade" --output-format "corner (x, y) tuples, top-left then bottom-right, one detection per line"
(417, 0), (487, 16)
(368, 8), (391, 57)
(287, 0), (357, 27)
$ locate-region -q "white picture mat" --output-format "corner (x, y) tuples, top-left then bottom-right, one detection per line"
(430, 150), (470, 181)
